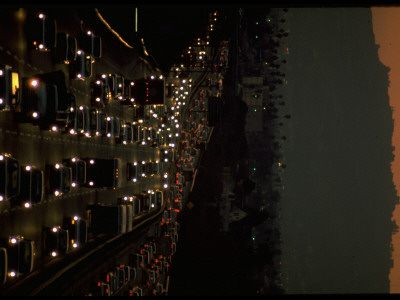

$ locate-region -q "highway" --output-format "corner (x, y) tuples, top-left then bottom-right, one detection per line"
(0, 7), (227, 296)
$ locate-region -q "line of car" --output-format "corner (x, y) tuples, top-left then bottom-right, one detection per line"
(85, 218), (180, 296)
(0, 9), (226, 293)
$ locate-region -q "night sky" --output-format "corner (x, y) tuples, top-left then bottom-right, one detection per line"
(96, 5), (213, 73)
(280, 7), (396, 294)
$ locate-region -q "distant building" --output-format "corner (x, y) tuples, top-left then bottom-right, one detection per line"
(242, 76), (265, 132)
(217, 167), (248, 231)
(229, 206), (248, 222)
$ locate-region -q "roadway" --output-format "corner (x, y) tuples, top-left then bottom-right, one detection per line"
(0, 7), (163, 293)
(0, 7), (224, 296)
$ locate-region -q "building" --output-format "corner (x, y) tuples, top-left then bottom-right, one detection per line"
(242, 76), (264, 132)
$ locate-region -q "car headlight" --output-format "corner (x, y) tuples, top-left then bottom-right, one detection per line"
(8, 271), (17, 277)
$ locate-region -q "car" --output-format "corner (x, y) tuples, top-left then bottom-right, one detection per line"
(64, 215), (88, 249)
(131, 122), (139, 142)
(153, 282), (164, 295)
(118, 195), (140, 216)
(44, 226), (69, 257)
(147, 190), (156, 209)
(70, 50), (93, 80)
(0, 247), (6, 285)
(88, 107), (100, 137)
(112, 116), (121, 139)
(92, 281), (110, 296)
(98, 111), (108, 137)
(0, 153), (20, 202)
(145, 161), (153, 177)
(125, 122), (134, 144)
(45, 163), (72, 197)
(114, 264), (126, 288)
(115, 118), (125, 141)
(19, 165), (44, 208)
(155, 189), (163, 207)
(27, 12), (57, 52)
(139, 161), (146, 178)
(105, 115), (114, 138)
(100, 74), (115, 95)
(89, 110), (107, 137)
(116, 122), (129, 144)
(138, 125), (146, 145)
(130, 287), (143, 296)
(132, 253), (145, 269)
(90, 78), (110, 108)
(66, 105), (90, 137)
(127, 162), (139, 183)
(139, 191), (151, 212)
(0, 64), (21, 111)
(80, 30), (102, 59)
(126, 265), (136, 281)
(18, 76), (57, 125)
(114, 74), (124, 100)
(55, 32), (77, 63)
(18, 72), (76, 130)
(0, 236), (35, 279)
(161, 149), (171, 163)
(119, 80), (136, 105)
(151, 161), (160, 175)
(102, 271), (118, 295)
(62, 157), (86, 187)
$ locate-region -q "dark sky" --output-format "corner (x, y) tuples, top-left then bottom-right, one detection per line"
(96, 5), (213, 73)
(279, 7), (395, 294)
